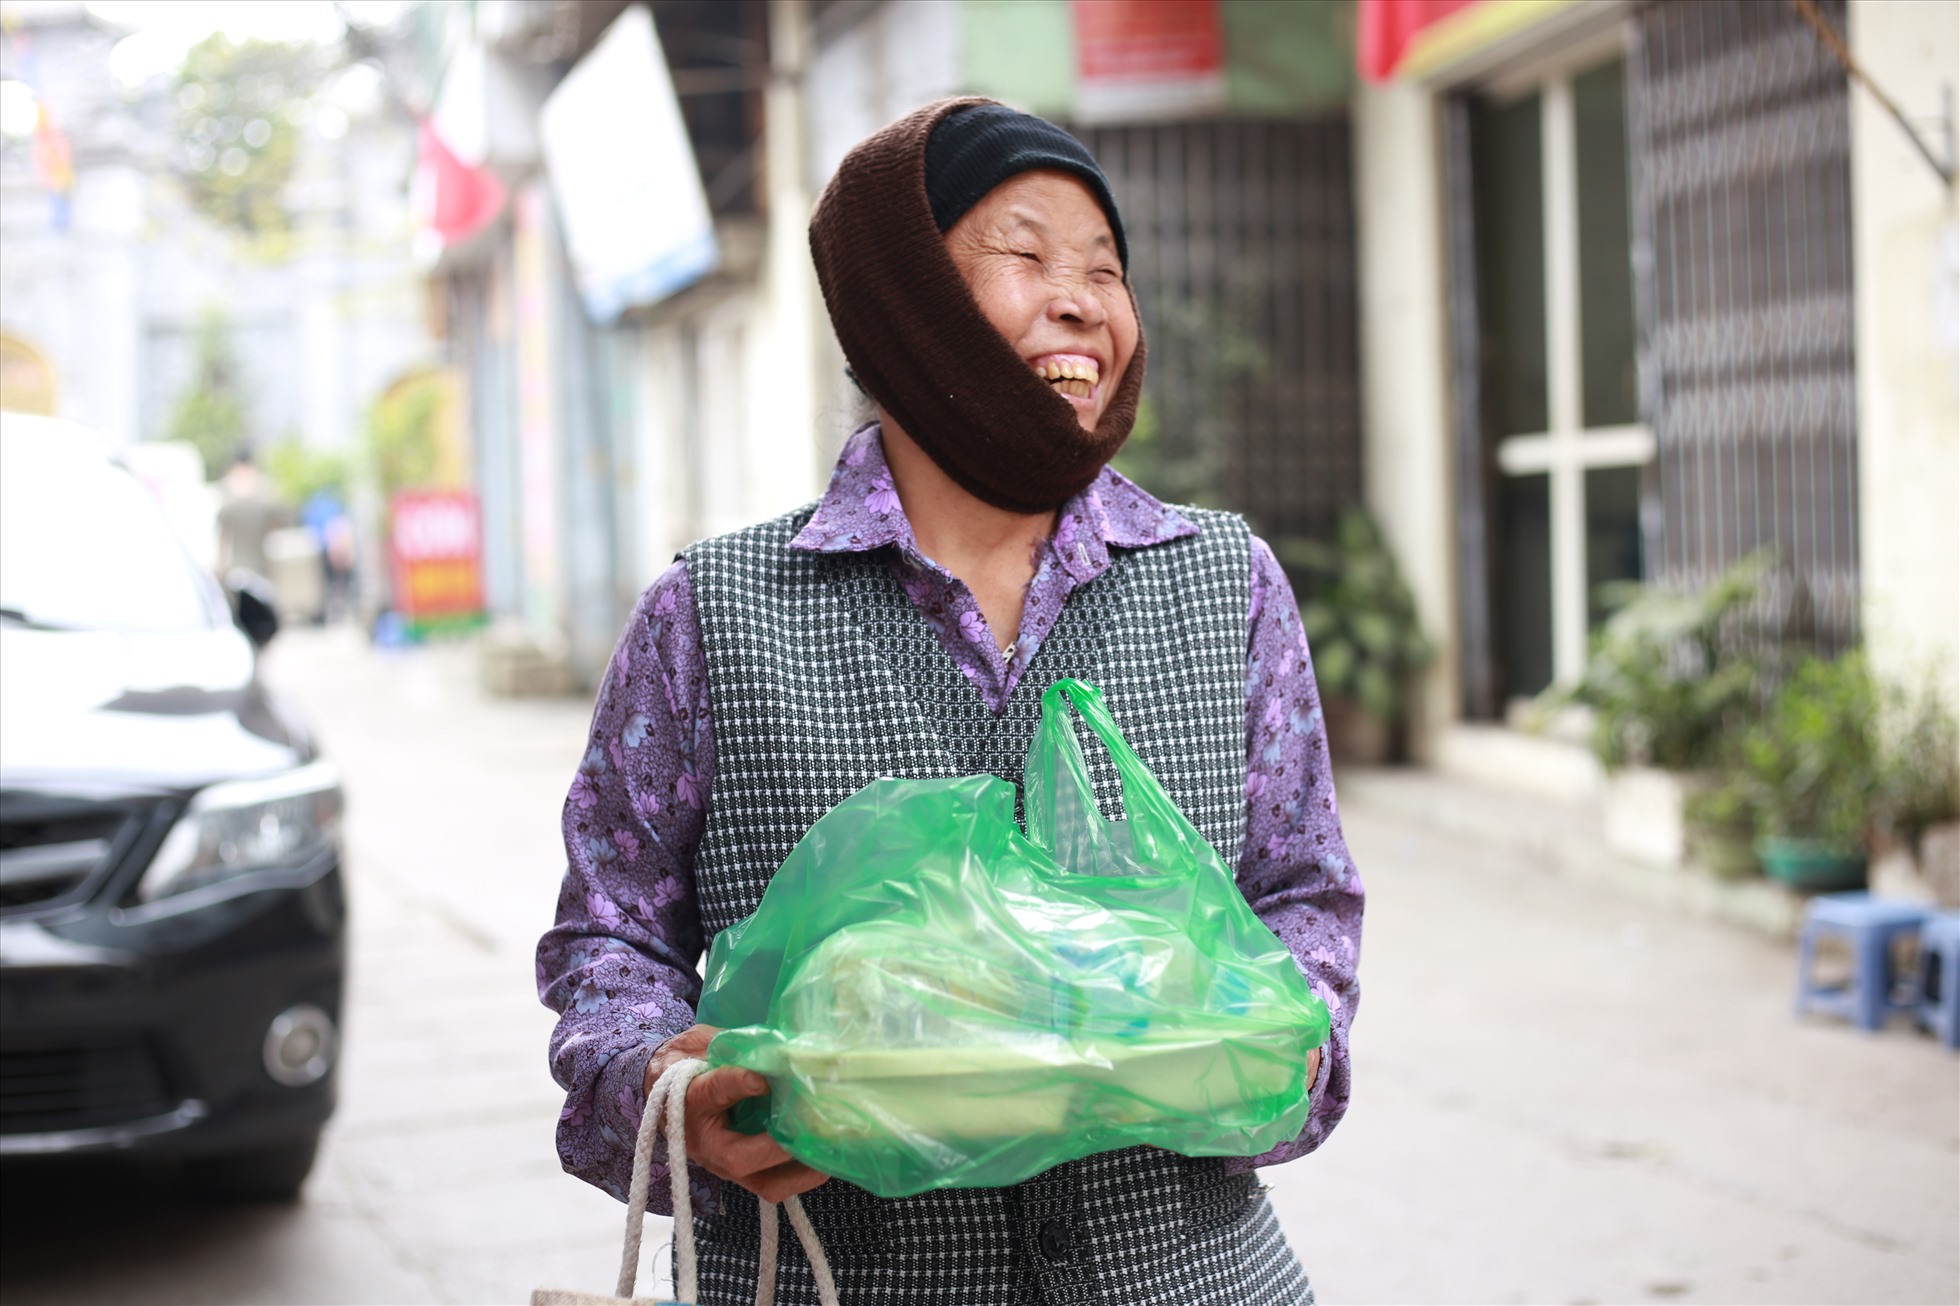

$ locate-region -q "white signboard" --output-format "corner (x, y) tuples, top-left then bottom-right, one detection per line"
(540, 7), (717, 322)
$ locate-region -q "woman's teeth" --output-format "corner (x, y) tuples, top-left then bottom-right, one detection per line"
(1035, 359), (1099, 399)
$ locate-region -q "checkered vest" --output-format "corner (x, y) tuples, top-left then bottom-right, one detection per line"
(681, 506), (1311, 1306)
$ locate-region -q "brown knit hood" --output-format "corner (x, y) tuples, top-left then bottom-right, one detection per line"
(807, 98), (1147, 515)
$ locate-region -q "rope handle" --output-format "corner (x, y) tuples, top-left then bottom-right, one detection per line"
(620, 1058), (837, 1306)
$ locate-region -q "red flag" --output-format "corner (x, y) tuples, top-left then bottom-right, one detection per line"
(31, 106), (73, 232)
(415, 119), (507, 246)
(32, 108), (73, 195)
(1357, 0), (1481, 82)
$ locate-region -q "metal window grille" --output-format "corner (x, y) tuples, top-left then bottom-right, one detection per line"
(1081, 119), (1364, 554)
(1441, 95), (1502, 719)
(1625, 0), (1860, 651)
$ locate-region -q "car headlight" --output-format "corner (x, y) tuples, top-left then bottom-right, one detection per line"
(136, 761), (343, 902)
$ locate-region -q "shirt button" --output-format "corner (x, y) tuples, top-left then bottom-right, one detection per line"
(1038, 1219), (1070, 1262)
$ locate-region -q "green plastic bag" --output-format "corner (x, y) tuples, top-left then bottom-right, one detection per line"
(700, 678), (1329, 1199)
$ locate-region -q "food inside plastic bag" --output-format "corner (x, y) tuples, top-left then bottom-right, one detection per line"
(701, 679), (1329, 1198)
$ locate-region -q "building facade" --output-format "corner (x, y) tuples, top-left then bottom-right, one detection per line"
(409, 0), (1954, 775)
(0, 1), (439, 595)
(415, 0), (1367, 687)
(1354, 0), (1956, 789)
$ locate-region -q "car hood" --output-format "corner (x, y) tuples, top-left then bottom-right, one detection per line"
(0, 626), (309, 797)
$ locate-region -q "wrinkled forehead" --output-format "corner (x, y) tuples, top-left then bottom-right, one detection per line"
(951, 171), (1121, 253)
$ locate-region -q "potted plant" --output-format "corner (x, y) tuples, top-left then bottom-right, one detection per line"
(1681, 773), (1760, 881)
(1876, 676), (1960, 905)
(1739, 651), (1883, 891)
(1546, 553), (1769, 867)
(1280, 510), (1434, 765)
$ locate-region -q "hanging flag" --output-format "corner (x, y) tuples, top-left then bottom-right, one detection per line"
(5, 12), (69, 231)
(1357, 0), (1480, 81)
(1358, 0), (1580, 83)
(32, 107), (73, 231)
(413, 118), (507, 249)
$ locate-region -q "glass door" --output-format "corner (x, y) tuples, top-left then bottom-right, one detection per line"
(1470, 53), (1652, 703)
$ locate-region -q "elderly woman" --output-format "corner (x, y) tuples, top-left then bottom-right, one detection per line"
(539, 99), (1362, 1305)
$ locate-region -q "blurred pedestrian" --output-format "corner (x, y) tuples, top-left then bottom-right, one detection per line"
(539, 99), (1362, 1305)
(215, 450), (289, 582)
(300, 487), (355, 622)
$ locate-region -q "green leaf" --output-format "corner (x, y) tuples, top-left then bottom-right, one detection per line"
(1343, 557), (1388, 592)
(1276, 539), (1339, 574)
(1357, 663), (1398, 721)
(1352, 611), (1397, 655)
(1315, 641), (1356, 694)
(1732, 651), (1885, 841)
(1337, 510), (1380, 555)
(1300, 602), (1338, 644)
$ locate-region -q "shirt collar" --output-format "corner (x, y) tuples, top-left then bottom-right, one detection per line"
(790, 423), (1197, 580)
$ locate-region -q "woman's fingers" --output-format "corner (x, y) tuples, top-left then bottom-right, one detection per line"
(663, 1049), (833, 1200)
(691, 1114), (797, 1178)
(686, 1064), (767, 1116)
(645, 1023), (720, 1095)
(662, 1025), (717, 1058)
(678, 1066), (831, 1192)
(683, 1065), (803, 1181)
(743, 1158), (831, 1205)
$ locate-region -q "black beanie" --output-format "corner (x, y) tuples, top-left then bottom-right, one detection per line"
(924, 103), (1129, 271)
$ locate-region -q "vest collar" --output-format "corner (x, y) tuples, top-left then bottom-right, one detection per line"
(790, 423), (1197, 585)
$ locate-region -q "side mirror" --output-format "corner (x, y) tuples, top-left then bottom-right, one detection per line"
(225, 569), (281, 649)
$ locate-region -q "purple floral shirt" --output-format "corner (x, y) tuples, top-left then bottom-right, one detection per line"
(538, 425), (1363, 1211)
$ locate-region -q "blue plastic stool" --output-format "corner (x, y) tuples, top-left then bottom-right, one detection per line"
(1794, 893), (1934, 1030)
(1913, 913), (1960, 1049)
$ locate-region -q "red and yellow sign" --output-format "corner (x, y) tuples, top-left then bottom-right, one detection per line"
(1358, 0), (1581, 83)
(390, 491), (485, 626)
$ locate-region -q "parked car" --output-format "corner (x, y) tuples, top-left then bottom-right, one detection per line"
(0, 412), (345, 1200)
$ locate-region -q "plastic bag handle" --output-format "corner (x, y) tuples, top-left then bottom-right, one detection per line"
(1026, 679), (1219, 874)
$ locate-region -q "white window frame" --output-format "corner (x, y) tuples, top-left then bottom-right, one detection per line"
(1486, 39), (1656, 692)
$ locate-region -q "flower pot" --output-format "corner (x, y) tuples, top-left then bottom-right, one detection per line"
(1754, 837), (1867, 892)
(1603, 768), (1709, 868)
(1323, 695), (1394, 767)
(1919, 822), (1960, 909)
(1687, 818), (1759, 881)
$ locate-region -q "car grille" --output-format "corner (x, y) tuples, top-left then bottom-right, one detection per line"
(0, 1036), (176, 1135)
(0, 797), (143, 913)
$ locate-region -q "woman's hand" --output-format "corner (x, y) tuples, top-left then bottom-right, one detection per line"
(645, 1024), (830, 1204)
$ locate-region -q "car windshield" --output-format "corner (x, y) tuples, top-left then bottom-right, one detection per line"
(0, 443), (219, 634)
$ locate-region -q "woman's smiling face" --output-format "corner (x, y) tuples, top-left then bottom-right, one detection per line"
(943, 170), (1139, 434)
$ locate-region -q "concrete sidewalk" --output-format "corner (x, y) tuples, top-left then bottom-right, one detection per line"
(5, 626), (1952, 1305)
(1282, 803), (1957, 1303)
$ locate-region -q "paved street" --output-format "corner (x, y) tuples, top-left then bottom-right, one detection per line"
(3, 626), (1954, 1305)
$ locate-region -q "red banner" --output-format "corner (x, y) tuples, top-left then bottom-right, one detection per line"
(1357, 0), (1480, 82)
(389, 491), (484, 624)
(1076, 0), (1222, 81)
(1073, 0), (1224, 121)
